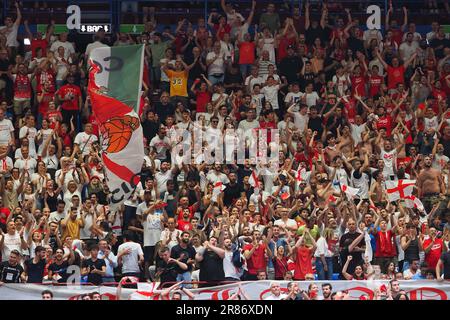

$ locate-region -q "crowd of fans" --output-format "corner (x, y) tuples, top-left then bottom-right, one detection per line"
(0, 0), (449, 301)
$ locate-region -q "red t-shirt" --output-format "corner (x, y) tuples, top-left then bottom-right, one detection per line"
(351, 74), (367, 97)
(45, 110), (62, 129)
(36, 70), (56, 93)
(293, 246), (313, 280)
(243, 243), (267, 275)
(57, 84), (82, 111)
(0, 207), (11, 225)
(342, 98), (358, 124)
(387, 65), (405, 90)
(377, 115), (393, 136)
(368, 75), (383, 97)
(273, 256), (289, 280)
(375, 230), (397, 257)
(38, 91), (54, 115)
(214, 24), (231, 40)
(277, 36), (296, 63)
(238, 42), (256, 65)
(391, 29), (404, 47)
(177, 219), (193, 231)
(195, 91), (211, 113)
(423, 238), (444, 269)
(31, 39), (48, 59)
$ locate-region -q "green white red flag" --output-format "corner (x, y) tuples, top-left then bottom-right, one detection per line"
(88, 44), (145, 209)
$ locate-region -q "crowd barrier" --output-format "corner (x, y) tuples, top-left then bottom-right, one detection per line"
(0, 280), (449, 300)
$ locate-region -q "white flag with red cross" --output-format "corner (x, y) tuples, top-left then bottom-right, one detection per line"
(385, 179), (416, 202)
(404, 195), (425, 212)
(340, 183), (360, 200)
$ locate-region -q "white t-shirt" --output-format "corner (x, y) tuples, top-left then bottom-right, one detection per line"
(206, 52), (225, 75)
(351, 123), (366, 146)
(19, 126), (38, 156)
(293, 113), (309, 132)
(264, 293), (288, 300)
(118, 242), (144, 274)
(302, 91), (320, 107)
(1, 232), (21, 262)
(261, 85), (280, 109)
(142, 214), (163, 247)
(149, 135), (171, 160)
(284, 92), (303, 105)
(155, 170), (173, 194)
(85, 41), (109, 60)
(245, 75), (265, 90)
(74, 132), (98, 156)
(0, 119), (14, 145)
(14, 157), (37, 176)
(0, 24), (19, 47)
(380, 149), (397, 176)
(50, 41), (75, 60)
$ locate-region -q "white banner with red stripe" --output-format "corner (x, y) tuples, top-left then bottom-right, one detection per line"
(0, 280), (449, 300)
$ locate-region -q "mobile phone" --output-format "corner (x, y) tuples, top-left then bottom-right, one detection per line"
(24, 38), (31, 45)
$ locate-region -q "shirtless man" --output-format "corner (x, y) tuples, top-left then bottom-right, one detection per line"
(417, 156), (446, 213)
(324, 134), (342, 165)
(370, 170), (386, 205)
(337, 125), (354, 159)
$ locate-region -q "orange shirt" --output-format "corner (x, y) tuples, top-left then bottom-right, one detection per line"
(165, 69), (188, 97)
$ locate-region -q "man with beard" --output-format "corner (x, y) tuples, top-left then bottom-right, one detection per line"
(0, 249), (25, 284)
(322, 283), (333, 300)
(221, 237), (243, 281)
(283, 282), (308, 300)
(222, 172), (244, 207)
(195, 237), (225, 287)
(24, 246), (47, 283)
(47, 245), (76, 283)
(243, 230), (272, 280)
(417, 156), (445, 213)
(170, 231), (196, 286)
(339, 219), (365, 275)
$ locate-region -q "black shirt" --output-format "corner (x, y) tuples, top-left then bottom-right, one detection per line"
(82, 258), (106, 285)
(154, 102), (176, 125)
(0, 261), (24, 283)
(199, 249), (225, 282)
(279, 56), (303, 84)
(308, 116), (324, 137)
(48, 260), (70, 283)
(339, 232), (365, 274)
(305, 26), (324, 46)
(171, 244), (196, 272)
(24, 258), (46, 283)
(186, 56), (207, 81)
(155, 257), (178, 283)
(142, 118), (160, 141)
(223, 182), (243, 207)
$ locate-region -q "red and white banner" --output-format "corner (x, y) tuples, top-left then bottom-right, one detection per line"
(1, 280), (449, 300)
(385, 179), (416, 202)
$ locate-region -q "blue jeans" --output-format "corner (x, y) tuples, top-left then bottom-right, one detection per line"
(176, 271), (192, 289)
(208, 74), (224, 86)
(239, 64), (252, 79)
(316, 257), (333, 280)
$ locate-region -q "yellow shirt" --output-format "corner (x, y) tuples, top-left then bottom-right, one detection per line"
(62, 218), (83, 240)
(166, 69), (188, 97)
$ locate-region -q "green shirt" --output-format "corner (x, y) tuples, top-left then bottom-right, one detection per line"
(259, 13), (281, 34)
(296, 225), (320, 246)
(149, 41), (171, 68)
